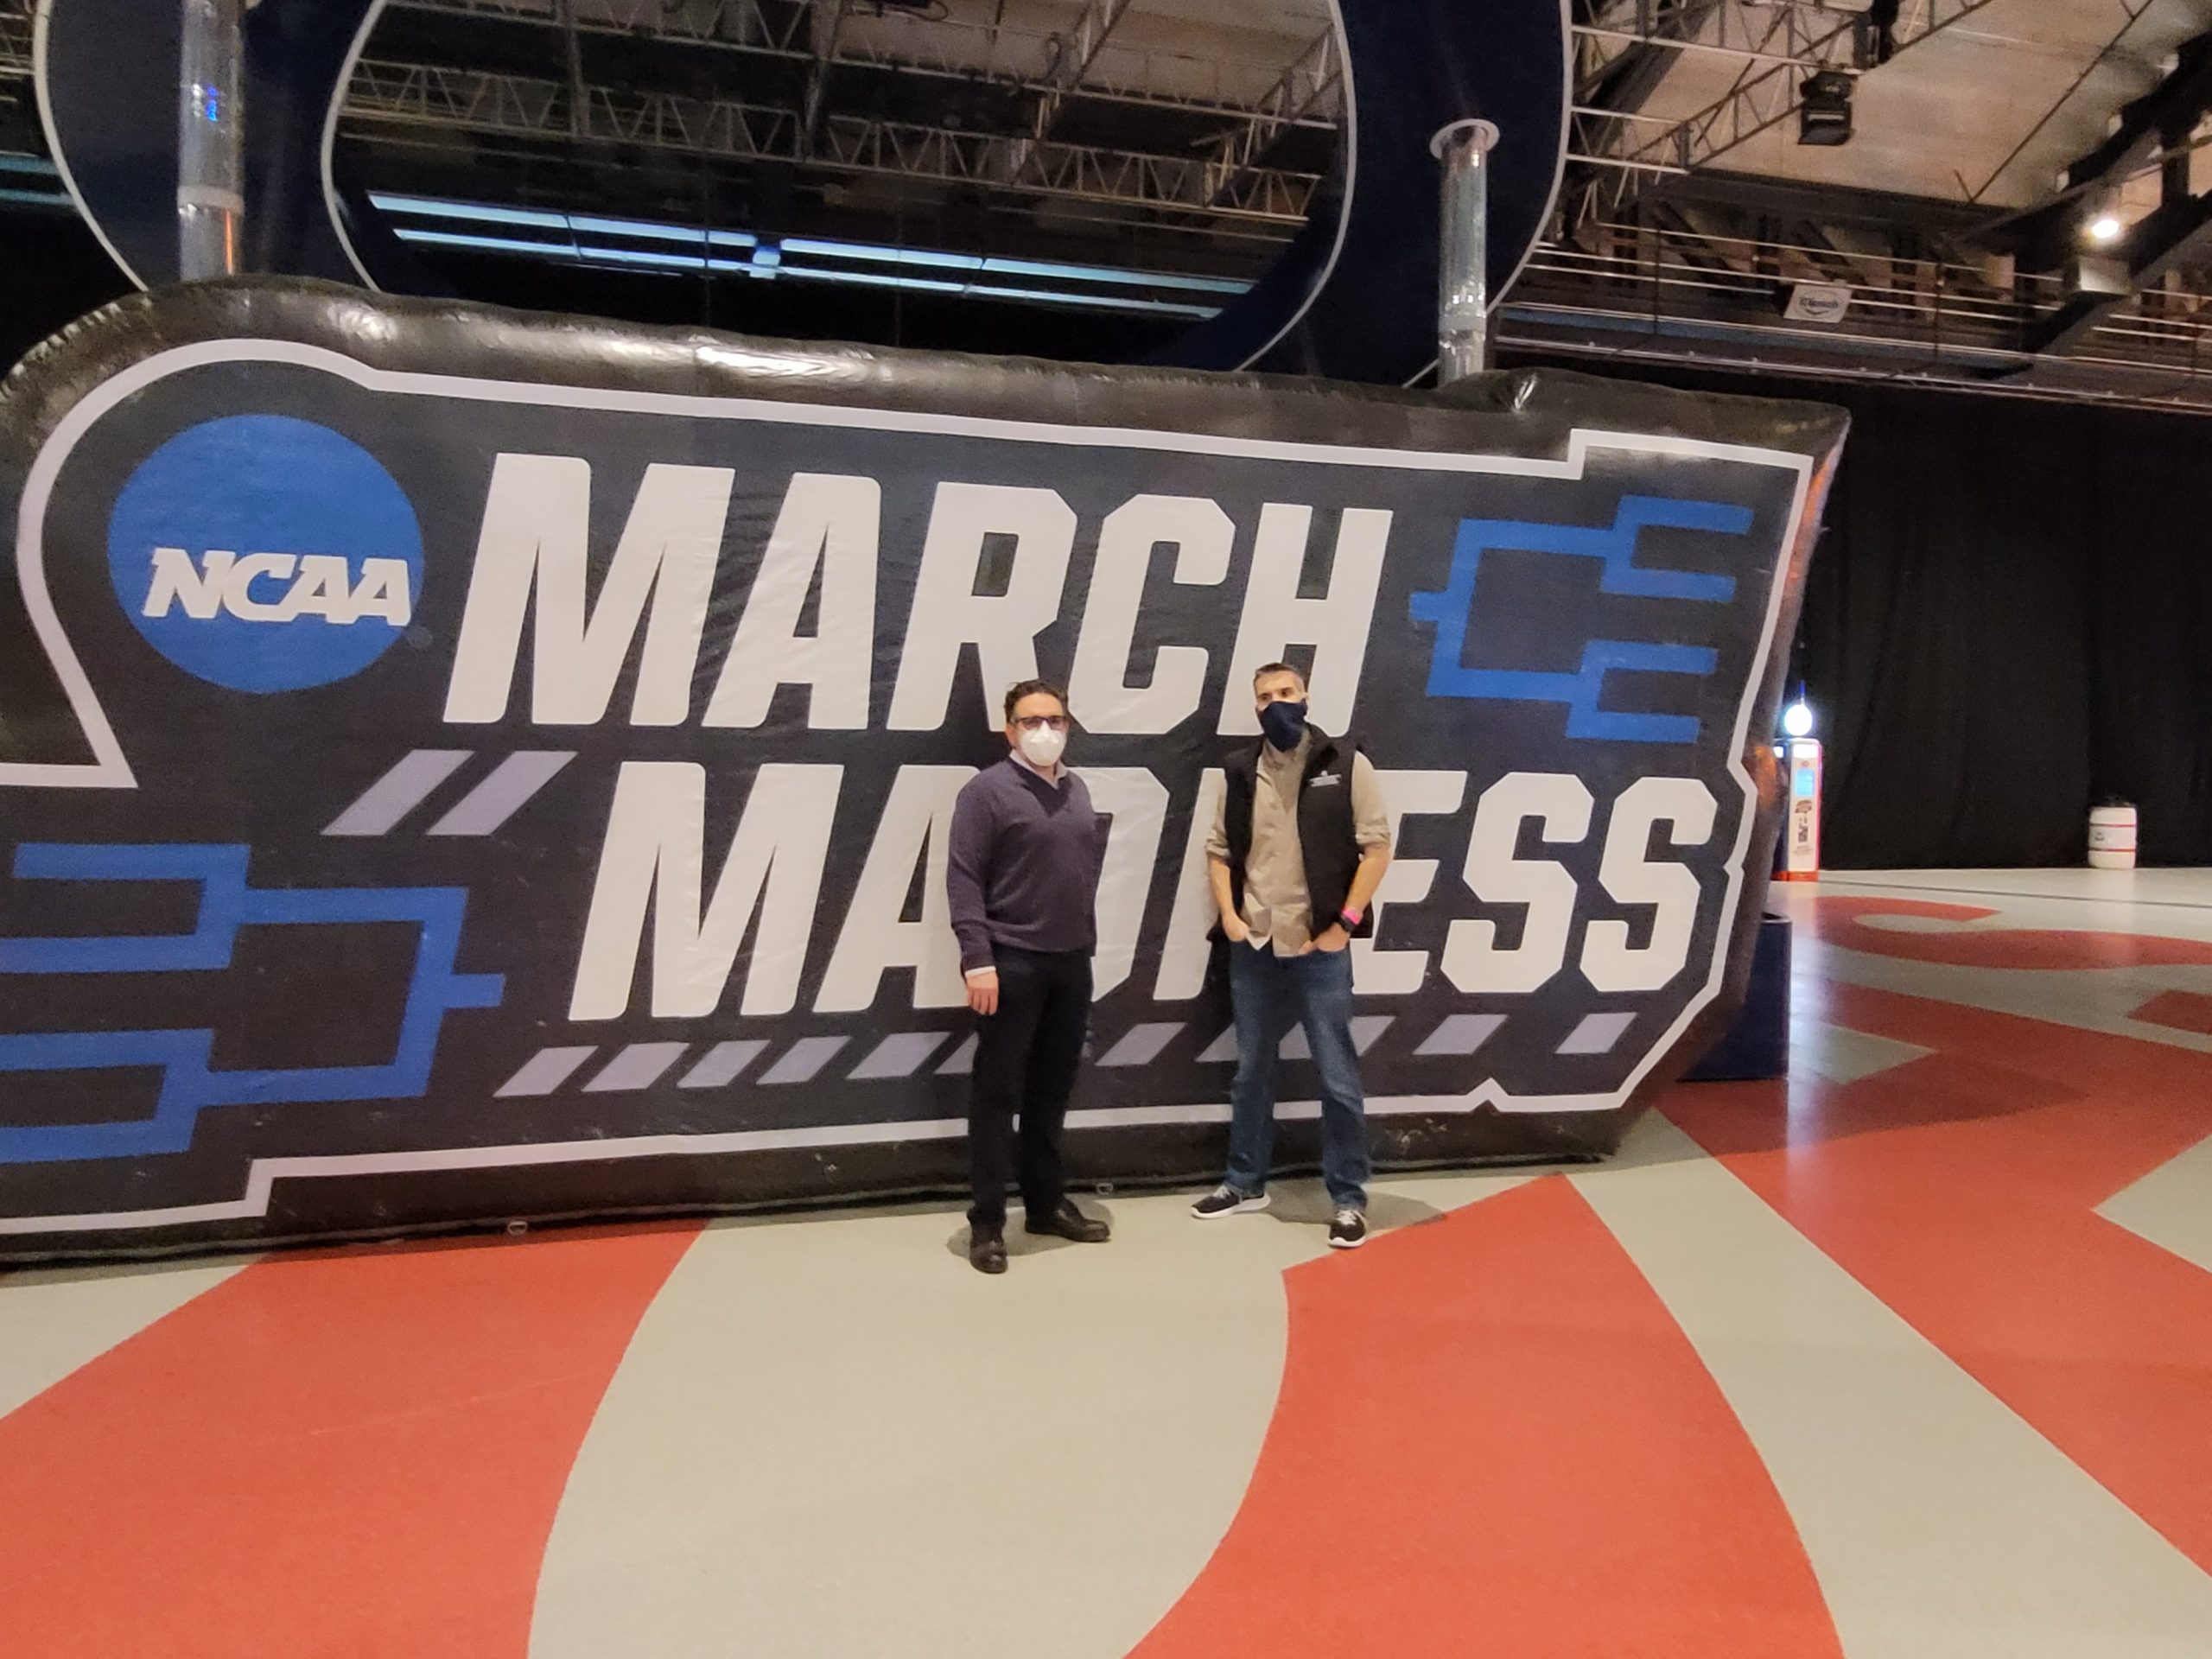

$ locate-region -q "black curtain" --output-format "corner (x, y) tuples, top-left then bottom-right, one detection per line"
(1509, 353), (2212, 868)
(2082, 408), (2212, 865)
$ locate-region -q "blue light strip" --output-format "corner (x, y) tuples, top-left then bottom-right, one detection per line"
(779, 235), (1248, 295)
(394, 224), (1224, 318)
(373, 194), (571, 232)
(373, 191), (1244, 318)
(0, 152), (68, 207)
(780, 238), (985, 273)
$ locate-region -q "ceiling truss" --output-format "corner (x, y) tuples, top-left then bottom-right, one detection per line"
(1573, 0), (2006, 219)
(9, 0), (2212, 410)
(345, 57), (1323, 225)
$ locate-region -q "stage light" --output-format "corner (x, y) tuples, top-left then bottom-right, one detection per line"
(2088, 213), (2123, 245)
(1798, 71), (1854, 147)
(1783, 700), (1815, 738)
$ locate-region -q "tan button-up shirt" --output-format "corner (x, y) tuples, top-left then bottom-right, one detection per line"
(1207, 734), (1391, 957)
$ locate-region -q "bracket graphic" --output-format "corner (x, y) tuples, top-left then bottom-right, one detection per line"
(1408, 497), (1748, 744)
(0, 844), (504, 1164)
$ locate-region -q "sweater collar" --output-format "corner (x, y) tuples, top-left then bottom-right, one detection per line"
(1007, 749), (1068, 789)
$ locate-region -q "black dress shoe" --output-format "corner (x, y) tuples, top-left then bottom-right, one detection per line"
(969, 1227), (1007, 1274)
(1024, 1199), (1110, 1243)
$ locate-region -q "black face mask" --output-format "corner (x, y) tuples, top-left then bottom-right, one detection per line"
(1259, 698), (1309, 751)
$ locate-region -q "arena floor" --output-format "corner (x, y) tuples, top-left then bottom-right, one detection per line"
(4, 872), (2210, 1657)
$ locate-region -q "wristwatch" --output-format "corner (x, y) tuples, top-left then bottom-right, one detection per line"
(1339, 906), (1363, 929)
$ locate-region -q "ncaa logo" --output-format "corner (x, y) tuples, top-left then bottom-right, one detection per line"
(107, 414), (423, 692)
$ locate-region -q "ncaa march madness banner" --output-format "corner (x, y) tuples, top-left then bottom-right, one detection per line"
(0, 281), (1844, 1255)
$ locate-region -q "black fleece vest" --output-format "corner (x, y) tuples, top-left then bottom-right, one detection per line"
(1220, 731), (1371, 939)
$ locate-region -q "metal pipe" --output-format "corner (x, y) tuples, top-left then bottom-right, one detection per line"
(178, 0), (245, 281)
(1432, 117), (1499, 385)
(560, 0), (586, 138)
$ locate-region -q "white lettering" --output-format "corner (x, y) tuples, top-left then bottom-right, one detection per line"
(887, 484), (1076, 731)
(279, 555), (352, 622)
(1443, 772), (1593, 995)
(1077, 767), (1170, 998)
(1218, 503), (1389, 735)
(569, 760), (840, 1020)
(143, 547), (232, 619)
(1152, 768), (1227, 1001)
(815, 766), (974, 1011)
(1068, 494), (1232, 734)
(703, 474), (880, 730)
(1580, 776), (1717, 993)
(143, 548), (416, 627)
(222, 552), (296, 621)
(1352, 769), (1467, 996)
(349, 559), (414, 627)
(445, 454), (734, 727)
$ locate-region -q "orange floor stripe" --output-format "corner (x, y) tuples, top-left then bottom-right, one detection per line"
(2126, 988), (2212, 1036)
(1671, 966), (2212, 1573)
(1804, 896), (2212, 969)
(0, 1220), (700, 1659)
(1129, 1177), (1842, 1659)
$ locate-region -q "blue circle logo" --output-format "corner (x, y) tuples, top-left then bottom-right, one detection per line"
(108, 415), (423, 693)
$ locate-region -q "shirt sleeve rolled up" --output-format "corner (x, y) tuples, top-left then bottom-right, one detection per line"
(1351, 753), (1392, 851)
(1205, 776), (1230, 863)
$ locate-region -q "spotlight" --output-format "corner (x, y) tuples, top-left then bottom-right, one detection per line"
(1798, 71), (1854, 147)
(1783, 700), (1815, 739)
(2088, 213), (2123, 245)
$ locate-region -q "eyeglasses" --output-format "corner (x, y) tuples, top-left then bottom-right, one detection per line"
(1014, 715), (1071, 733)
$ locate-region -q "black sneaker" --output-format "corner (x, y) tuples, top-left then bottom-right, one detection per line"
(1327, 1208), (1369, 1249)
(1192, 1184), (1270, 1219)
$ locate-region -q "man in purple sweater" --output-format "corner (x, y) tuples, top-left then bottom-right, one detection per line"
(945, 679), (1114, 1274)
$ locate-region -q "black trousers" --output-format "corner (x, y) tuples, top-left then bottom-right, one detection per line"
(968, 945), (1091, 1230)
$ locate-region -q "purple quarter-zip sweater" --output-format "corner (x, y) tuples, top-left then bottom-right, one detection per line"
(945, 755), (1105, 973)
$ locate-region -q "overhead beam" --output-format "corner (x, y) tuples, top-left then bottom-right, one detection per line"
(2011, 27), (2212, 359)
(342, 58), (1321, 226)
(1027, 0), (1138, 142)
(1001, 0), (1136, 184)
(1202, 24), (1339, 211)
(2007, 31), (2212, 266)
(2065, 35), (2212, 192)
(0, 0), (29, 78)
(387, 0), (1319, 126)
(1577, 1), (1726, 104)
(2025, 192), (2212, 357)
(1570, 0), (1725, 205)
(800, 0), (845, 154)
(1600, 0), (2003, 196)
(1645, 171), (1994, 237)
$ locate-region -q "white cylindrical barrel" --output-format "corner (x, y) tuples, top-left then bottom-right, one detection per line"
(2088, 804), (2138, 870)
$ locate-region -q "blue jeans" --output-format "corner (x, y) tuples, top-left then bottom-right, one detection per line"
(1223, 941), (1370, 1210)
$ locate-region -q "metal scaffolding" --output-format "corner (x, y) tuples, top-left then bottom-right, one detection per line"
(344, 58), (1324, 224)
(1573, 0), (2007, 217)
(1205, 26), (1340, 211)
(386, 0), (1332, 124)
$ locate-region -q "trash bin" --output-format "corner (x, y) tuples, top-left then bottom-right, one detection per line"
(2088, 802), (2138, 870)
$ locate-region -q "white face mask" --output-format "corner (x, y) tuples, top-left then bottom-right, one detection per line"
(1016, 725), (1068, 769)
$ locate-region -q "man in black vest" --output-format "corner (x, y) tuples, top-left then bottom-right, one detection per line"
(1192, 662), (1393, 1247)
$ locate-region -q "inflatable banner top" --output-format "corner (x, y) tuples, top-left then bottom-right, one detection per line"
(0, 280), (1844, 1257)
